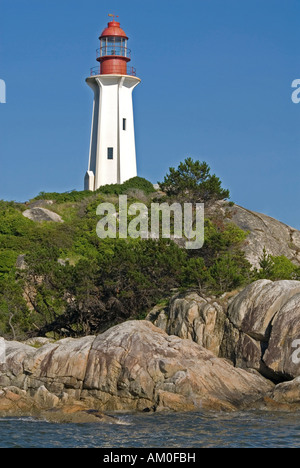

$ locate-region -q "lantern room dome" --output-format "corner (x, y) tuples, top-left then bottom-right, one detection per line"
(100, 21), (128, 39)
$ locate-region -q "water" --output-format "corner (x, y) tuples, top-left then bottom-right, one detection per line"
(0, 411), (300, 448)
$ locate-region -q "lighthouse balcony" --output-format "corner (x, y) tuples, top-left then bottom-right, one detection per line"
(90, 66), (137, 77)
(96, 46), (131, 59)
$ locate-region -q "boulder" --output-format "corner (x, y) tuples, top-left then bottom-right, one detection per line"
(34, 385), (59, 409)
(223, 280), (300, 377)
(16, 254), (27, 270)
(271, 377), (300, 406)
(28, 200), (55, 208)
(0, 387), (38, 415)
(1, 340), (36, 388)
(22, 207), (63, 223)
(82, 321), (273, 412)
(0, 321), (274, 413)
(23, 336), (95, 398)
(146, 304), (168, 332)
(263, 294), (300, 379)
(165, 293), (226, 357)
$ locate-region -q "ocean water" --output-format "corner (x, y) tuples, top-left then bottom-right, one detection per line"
(0, 411), (300, 448)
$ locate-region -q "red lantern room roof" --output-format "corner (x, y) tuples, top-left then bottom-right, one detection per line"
(99, 21), (128, 40)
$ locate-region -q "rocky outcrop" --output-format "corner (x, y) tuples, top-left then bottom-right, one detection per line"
(23, 337), (55, 347)
(150, 280), (300, 388)
(148, 293), (227, 357)
(0, 321), (274, 415)
(22, 207), (63, 223)
(83, 321), (274, 412)
(28, 200), (55, 209)
(210, 202), (300, 269)
(263, 294), (300, 379)
(0, 387), (34, 414)
(16, 255), (27, 270)
(0, 387), (128, 423)
(271, 378), (300, 404)
(3, 279), (300, 414)
(225, 280), (300, 381)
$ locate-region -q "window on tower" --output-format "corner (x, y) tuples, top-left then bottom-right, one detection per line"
(100, 37), (107, 56)
(115, 37), (121, 55)
(123, 118), (126, 131)
(107, 147), (114, 160)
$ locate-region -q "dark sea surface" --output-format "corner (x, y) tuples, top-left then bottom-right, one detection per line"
(0, 411), (300, 448)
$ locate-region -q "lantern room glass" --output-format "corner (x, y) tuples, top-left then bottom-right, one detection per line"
(100, 37), (128, 57)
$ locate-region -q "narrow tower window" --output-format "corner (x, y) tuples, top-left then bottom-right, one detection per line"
(123, 118), (126, 131)
(107, 147), (114, 159)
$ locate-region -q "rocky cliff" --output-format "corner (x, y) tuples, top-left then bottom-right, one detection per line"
(211, 202), (300, 269)
(147, 279), (300, 405)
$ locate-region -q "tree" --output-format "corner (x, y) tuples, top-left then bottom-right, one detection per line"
(209, 252), (250, 294)
(158, 158), (230, 203)
(257, 247), (274, 279)
(181, 257), (211, 292)
(0, 273), (31, 339)
(256, 248), (300, 281)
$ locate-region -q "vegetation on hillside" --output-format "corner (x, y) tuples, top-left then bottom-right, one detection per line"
(256, 247), (300, 281)
(0, 164), (298, 340)
(158, 158), (230, 203)
(34, 176), (155, 204)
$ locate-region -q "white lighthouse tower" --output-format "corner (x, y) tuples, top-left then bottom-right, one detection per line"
(85, 16), (141, 191)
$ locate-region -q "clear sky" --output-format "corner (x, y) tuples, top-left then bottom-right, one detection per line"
(1, 0), (300, 228)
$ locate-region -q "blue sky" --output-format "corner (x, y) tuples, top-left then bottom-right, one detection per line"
(1, 0), (300, 228)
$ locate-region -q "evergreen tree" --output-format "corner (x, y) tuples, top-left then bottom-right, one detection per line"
(158, 158), (230, 203)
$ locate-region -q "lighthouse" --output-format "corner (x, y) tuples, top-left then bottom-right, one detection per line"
(85, 16), (141, 191)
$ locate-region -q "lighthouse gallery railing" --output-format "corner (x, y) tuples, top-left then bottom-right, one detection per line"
(90, 66), (137, 77)
(96, 46), (131, 59)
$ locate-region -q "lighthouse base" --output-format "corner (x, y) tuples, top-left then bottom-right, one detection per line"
(84, 171), (95, 191)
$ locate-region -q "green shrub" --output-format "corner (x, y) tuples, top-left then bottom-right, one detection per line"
(33, 190), (93, 204)
(0, 250), (18, 278)
(256, 248), (300, 281)
(33, 177), (155, 204)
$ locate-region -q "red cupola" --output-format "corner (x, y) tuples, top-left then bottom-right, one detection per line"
(96, 17), (132, 75)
